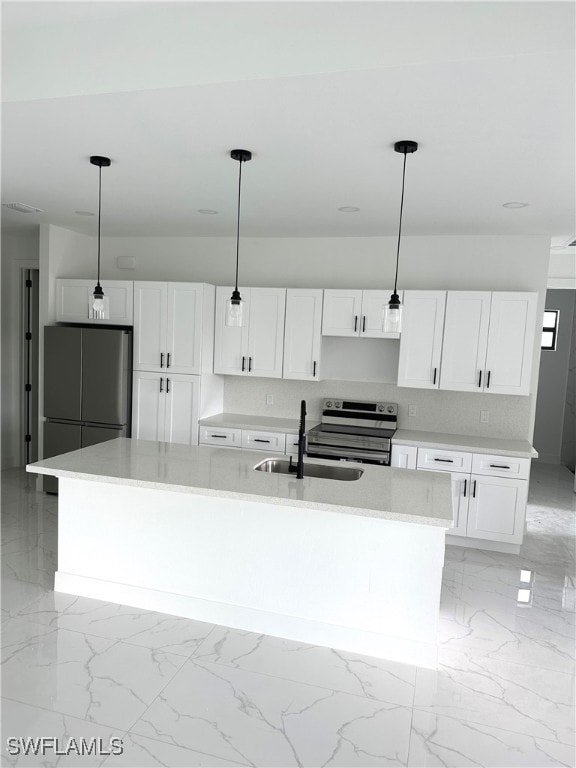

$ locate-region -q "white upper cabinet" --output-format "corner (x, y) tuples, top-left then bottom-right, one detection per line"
(439, 291), (537, 396)
(484, 292), (537, 396)
(133, 282), (213, 374)
(397, 291), (446, 389)
(321, 290), (401, 338)
(440, 292), (491, 392)
(56, 279), (133, 325)
(322, 290), (363, 336)
(283, 289), (323, 380)
(214, 287), (286, 378)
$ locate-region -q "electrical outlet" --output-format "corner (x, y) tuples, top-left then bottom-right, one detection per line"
(480, 410), (489, 423)
(266, 394), (274, 406)
(408, 404), (417, 417)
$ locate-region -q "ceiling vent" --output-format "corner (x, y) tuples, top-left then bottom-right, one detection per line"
(2, 202), (44, 214)
(569, 239), (576, 247)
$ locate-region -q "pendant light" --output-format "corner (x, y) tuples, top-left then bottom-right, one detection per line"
(225, 149), (252, 327)
(383, 140), (418, 334)
(89, 155), (111, 319)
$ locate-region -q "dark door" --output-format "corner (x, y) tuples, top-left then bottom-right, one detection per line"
(82, 424), (126, 447)
(82, 329), (127, 425)
(44, 326), (82, 421)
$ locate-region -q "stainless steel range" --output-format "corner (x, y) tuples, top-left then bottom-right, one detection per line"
(306, 399), (397, 465)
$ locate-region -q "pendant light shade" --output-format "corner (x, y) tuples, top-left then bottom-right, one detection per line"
(225, 149), (252, 327)
(383, 140), (418, 334)
(89, 155), (111, 319)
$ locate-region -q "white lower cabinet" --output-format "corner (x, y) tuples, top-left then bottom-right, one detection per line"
(241, 430), (286, 453)
(198, 426), (242, 448)
(391, 444), (417, 469)
(132, 372), (199, 445)
(466, 474), (528, 544)
(411, 445), (529, 548)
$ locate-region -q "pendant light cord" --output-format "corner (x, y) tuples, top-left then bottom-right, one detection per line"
(234, 157), (243, 292)
(97, 164), (102, 287)
(393, 150), (408, 295)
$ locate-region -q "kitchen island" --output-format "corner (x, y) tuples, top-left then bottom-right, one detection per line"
(28, 438), (452, 668)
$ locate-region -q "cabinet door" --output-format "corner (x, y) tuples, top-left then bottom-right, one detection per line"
(55, 279), (133, 325)
(213, 287), (250, 375)
(467, 474), (528, 543)
(247, 288), (286, 378)
(321, 290), (363, 336)
(421, 469), (470, 536)
(132, 372), (165, 441)
(164, 374), (199, 445)
(391, 444), (417, 469)
(360, 290), (402, 338)
(283, 289), (322, 380)
(133, 282), (168, 372)
(484, 292), (538, 396)
(440, 292), (491, 392)
(397, 291), (446, 389)
(166, 283), (203, 374)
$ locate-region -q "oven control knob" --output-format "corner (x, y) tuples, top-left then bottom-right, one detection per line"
(387, 405), (395, 413)
(326, 400), (333, 409)
(377, 404), (385, 412)
(335, 401), (342, 408)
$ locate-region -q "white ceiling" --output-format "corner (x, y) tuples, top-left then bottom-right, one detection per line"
(2, 1), (575, 239)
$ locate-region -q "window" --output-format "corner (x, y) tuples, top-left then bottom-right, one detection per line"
(541, 310), (559, 351)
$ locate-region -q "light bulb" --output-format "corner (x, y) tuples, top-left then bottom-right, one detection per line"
(92, 296), (105, 313)
(383, 295), (403, 333)
(226, 298), (244, 327)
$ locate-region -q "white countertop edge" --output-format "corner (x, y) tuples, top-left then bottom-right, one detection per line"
(393, 430), (537, 459)
(199, 413), (301, 434)
(27, 463), (451, 528)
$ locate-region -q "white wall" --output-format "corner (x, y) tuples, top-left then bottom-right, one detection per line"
(1, 228), (39, 468)
(560, 304), (576, 472)
(43, 228), (550, 444)
(533, 290), (576, 463)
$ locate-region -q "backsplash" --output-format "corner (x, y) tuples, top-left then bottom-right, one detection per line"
(223, 377), (533, 440)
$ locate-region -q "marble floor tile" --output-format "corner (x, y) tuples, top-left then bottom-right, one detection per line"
(1, 698), (123, 768)
(414, 650), (575, 745)
(101, 733), (249, 767)
(2, 532), (57, 589)
(1, 576), (49, 618)
(408, 710), (576, 767)
(193, 625), (417, 706)
(131, 657), (413, 767)
(16, 591), (216, 657)
(2, 618), (186, 731)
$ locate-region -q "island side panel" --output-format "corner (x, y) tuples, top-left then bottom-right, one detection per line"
(56, 477), (445, 667)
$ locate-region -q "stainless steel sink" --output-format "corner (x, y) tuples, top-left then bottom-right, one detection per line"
(254, 458), (363, 481)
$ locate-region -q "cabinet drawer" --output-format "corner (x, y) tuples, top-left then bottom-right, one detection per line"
(285, 433), (301, 455)
(417, 447), (472, 473)
(472, 453), (530, 480)
(199, 426), (242, 447)
(241, 430), (286, 453)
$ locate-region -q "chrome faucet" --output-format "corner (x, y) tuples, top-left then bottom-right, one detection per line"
(289, 400), (307, 479)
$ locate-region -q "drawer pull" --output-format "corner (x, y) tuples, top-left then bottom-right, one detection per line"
(211, 434), (227, 439)
(490, 463), (510, 469)
(463, 478), (467, 497)
(254, 439), (271, 443)
(472, 479), (477, 498)
(434, 458), (454, 463)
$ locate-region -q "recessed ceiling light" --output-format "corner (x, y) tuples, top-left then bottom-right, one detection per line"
(75, 210), (95, 216)
(2, 202), (44, 213)
(338, 206), (360, 213)
(197, 209), (218, 215)
(502, 201), (529, 209)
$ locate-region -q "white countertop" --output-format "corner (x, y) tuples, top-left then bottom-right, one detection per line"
(199, 412), (304, 433)
(27, 438), (452, 528)
(394, 429), (537, 458)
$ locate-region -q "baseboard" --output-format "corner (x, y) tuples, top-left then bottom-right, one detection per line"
(55, 571), (439, 669)
(445, 534), (520, 555)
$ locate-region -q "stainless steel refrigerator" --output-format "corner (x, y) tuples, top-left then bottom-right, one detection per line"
(43, 325), (132, 493)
